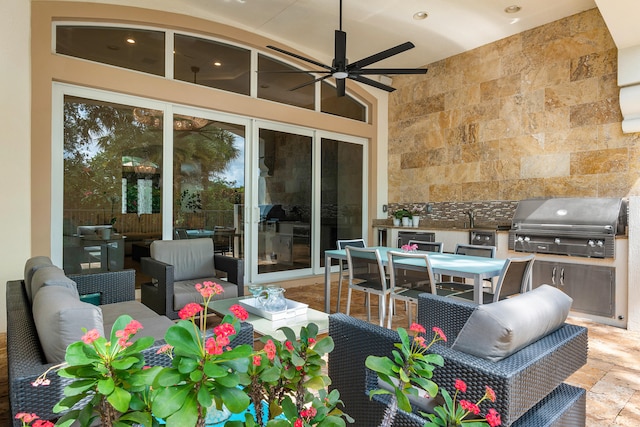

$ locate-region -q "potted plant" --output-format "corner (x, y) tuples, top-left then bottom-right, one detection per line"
(411, 210), (421, 228)
(393, 209), (411, 227)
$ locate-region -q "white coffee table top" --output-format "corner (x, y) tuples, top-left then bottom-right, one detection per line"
(206, 296), (329, 341)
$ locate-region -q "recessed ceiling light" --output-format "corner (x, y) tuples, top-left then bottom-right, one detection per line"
(504, 5), (521, 14)
(413, 11), (428, 20)
(126, 37), (136, 44)
(213, 61), (222, 67)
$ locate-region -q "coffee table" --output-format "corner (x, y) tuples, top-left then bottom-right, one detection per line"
(206, 296), (329, 341)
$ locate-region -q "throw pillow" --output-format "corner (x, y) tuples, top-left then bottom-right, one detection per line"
(33, 285), (104, 363)
(30, 265), (79, 304)
(451, 284), (573, 362)
(23, 256), (53, 302)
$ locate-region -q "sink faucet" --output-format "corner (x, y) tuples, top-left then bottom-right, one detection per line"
(465, 210), (475, 229)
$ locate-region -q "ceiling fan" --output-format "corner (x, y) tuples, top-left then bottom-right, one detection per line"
(266, 0), (428, 97)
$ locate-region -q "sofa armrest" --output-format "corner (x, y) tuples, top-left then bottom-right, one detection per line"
(68, 269), (136, 304)
(141, 257), (175, 317)
(214, 254), (245, 296)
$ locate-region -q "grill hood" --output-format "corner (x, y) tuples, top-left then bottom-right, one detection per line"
(511, 197), (627, 236)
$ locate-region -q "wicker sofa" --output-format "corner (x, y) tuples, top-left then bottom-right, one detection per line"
(6, 265), (254, 426)
(329, 289), (588, 427)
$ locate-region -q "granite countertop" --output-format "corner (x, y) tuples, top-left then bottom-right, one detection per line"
(371, 219), (511, 231)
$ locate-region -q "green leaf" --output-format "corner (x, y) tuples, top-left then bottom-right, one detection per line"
(306, 322), (319, 337)
(97, 377), (115, 395)
(129, 365), (162, 387)
(197, 385), (213, 409)
(107, 386), (132, 413)
(312, 336), (334, 354)
(365, 355), (396, 376)
(265, 420), (290, 427)
(368, 389), (392, 398)
(152, 383), (194, 419)
(189, 369), (204, 382)
(279, 326), (297, 342)
(165, 393), (199, 427)
(318, 415), (347, 427)
(65, 341), (100, 365)
(203, 360), (230, 378)
(304, 374), (330, 390)
(110, 314), (134, 343)
(178, 356), (199, 374)
(154, 367), (185, 387)
(63, 379), (97, 396)
(219, 385), (250, 413)
(165, 322), (202, 355)
(259, 366), (281, 382)
(54, 411), (81, 427)
(112, 355), (142, 370)
(119, 411), (153, 426)
(53, 395), (85, 413)
(395, 387), (412, 413)
(411, 378), (438, 398)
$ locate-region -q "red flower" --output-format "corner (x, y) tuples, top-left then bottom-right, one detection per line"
(264, 339), (276, 360)
(33, 421), (55, 427)
(486, 408), (502, 426)
(214, 323), (236, 339)
(455, 379), (467, 393)
(196, 281), (224, 298)
(432, 326), (447, 342)
(81, 329), (100, 345)
(300, 406), (317, 419)
(253, 355), (262, 366)
(293, 419), (303, 427)
(285, 341), (294, 351)
(485, 385), (496, 402)
(308, 337), (316, 345)
(205, 337), (223, 355)
(413, 336), (427, 348)
(178, 302), (203, 320)
(459, 399), (480, 415)
(230, 304), (249, 321)
(15, 413), (39, 423)
(124, 320), (143, 336)
(409, 323), (426, 334)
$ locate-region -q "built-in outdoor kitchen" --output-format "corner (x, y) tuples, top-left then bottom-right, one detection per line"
(374, 197), (629, 328)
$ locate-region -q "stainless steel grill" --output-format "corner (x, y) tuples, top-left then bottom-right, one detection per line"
(508, 197), (627, 259)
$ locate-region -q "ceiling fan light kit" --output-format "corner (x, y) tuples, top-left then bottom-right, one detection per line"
(265, 0), (427, 96)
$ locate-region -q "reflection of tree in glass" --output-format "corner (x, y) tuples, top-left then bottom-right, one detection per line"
(173, 123), (241, 215)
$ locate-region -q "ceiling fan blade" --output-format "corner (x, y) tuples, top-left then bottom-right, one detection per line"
(348, 41), (415, 70)
(349, 75), (396, 92)
(257, 70), (332, 74)
(288, 74), (332, 92)
(334, 30), (347, 69)
(351, 68), (428, 75)
(267, 45), (333, 72)
(336, 78), (346, 97)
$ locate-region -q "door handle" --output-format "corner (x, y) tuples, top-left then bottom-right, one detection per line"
(559, 268), (565, 287)
(551, 266), (556, 285)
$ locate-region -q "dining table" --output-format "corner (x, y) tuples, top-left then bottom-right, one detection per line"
(323, 246), (507, 312)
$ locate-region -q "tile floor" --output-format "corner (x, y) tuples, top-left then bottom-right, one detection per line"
(2, 279), (640, 426)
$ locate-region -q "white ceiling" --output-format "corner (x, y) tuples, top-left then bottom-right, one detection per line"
(59, 0), (638, 73)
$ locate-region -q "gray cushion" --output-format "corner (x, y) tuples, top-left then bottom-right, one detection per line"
(30, 265), (79, 304)
(451, 284), (573, 362)
(33, 285), (104, 363)
(150, 238), (216, 281)
(24, 256), (53, 301)
(172, 277), (238, 311)
(101, 300), (173, 341)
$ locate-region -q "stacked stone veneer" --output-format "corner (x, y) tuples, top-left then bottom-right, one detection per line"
(387, 200), (518, 228)
(388, 8), (640, 205)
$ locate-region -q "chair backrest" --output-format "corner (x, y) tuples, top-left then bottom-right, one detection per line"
(345, 247), (387, 291)
(174, 228), (188, 240)
(150, 238), (216, 281)
(492, 254), (535, 302)
(387, 250), (437, 294)
(455, 243), (496, 258)
(337, 238), (366, 250)
(408, 240), (443, 253)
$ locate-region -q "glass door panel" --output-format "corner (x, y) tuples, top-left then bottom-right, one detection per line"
(320, 138), (364, 267)
(172, 117), (245, 259)
(257, 129), (312, 274)
(62, 96), (163, 274)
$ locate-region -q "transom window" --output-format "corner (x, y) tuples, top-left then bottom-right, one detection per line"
(54, 24), (367, 122)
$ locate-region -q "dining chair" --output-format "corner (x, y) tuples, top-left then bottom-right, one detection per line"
(407, 240), (444, 253)
(453, 254), (535, 304)
(437, 243), (497, 292)
(345, 246), (390, 326)
(386, 250), (461, 328)
(336, 238), (367, 312)
(174, 228), (188, 240)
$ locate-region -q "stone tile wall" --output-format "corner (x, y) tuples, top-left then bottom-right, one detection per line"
(387, 8), (640, 213)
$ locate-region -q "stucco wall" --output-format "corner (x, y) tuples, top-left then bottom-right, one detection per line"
(0, 1), (32, 333)
(388, 8), (640, 204)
